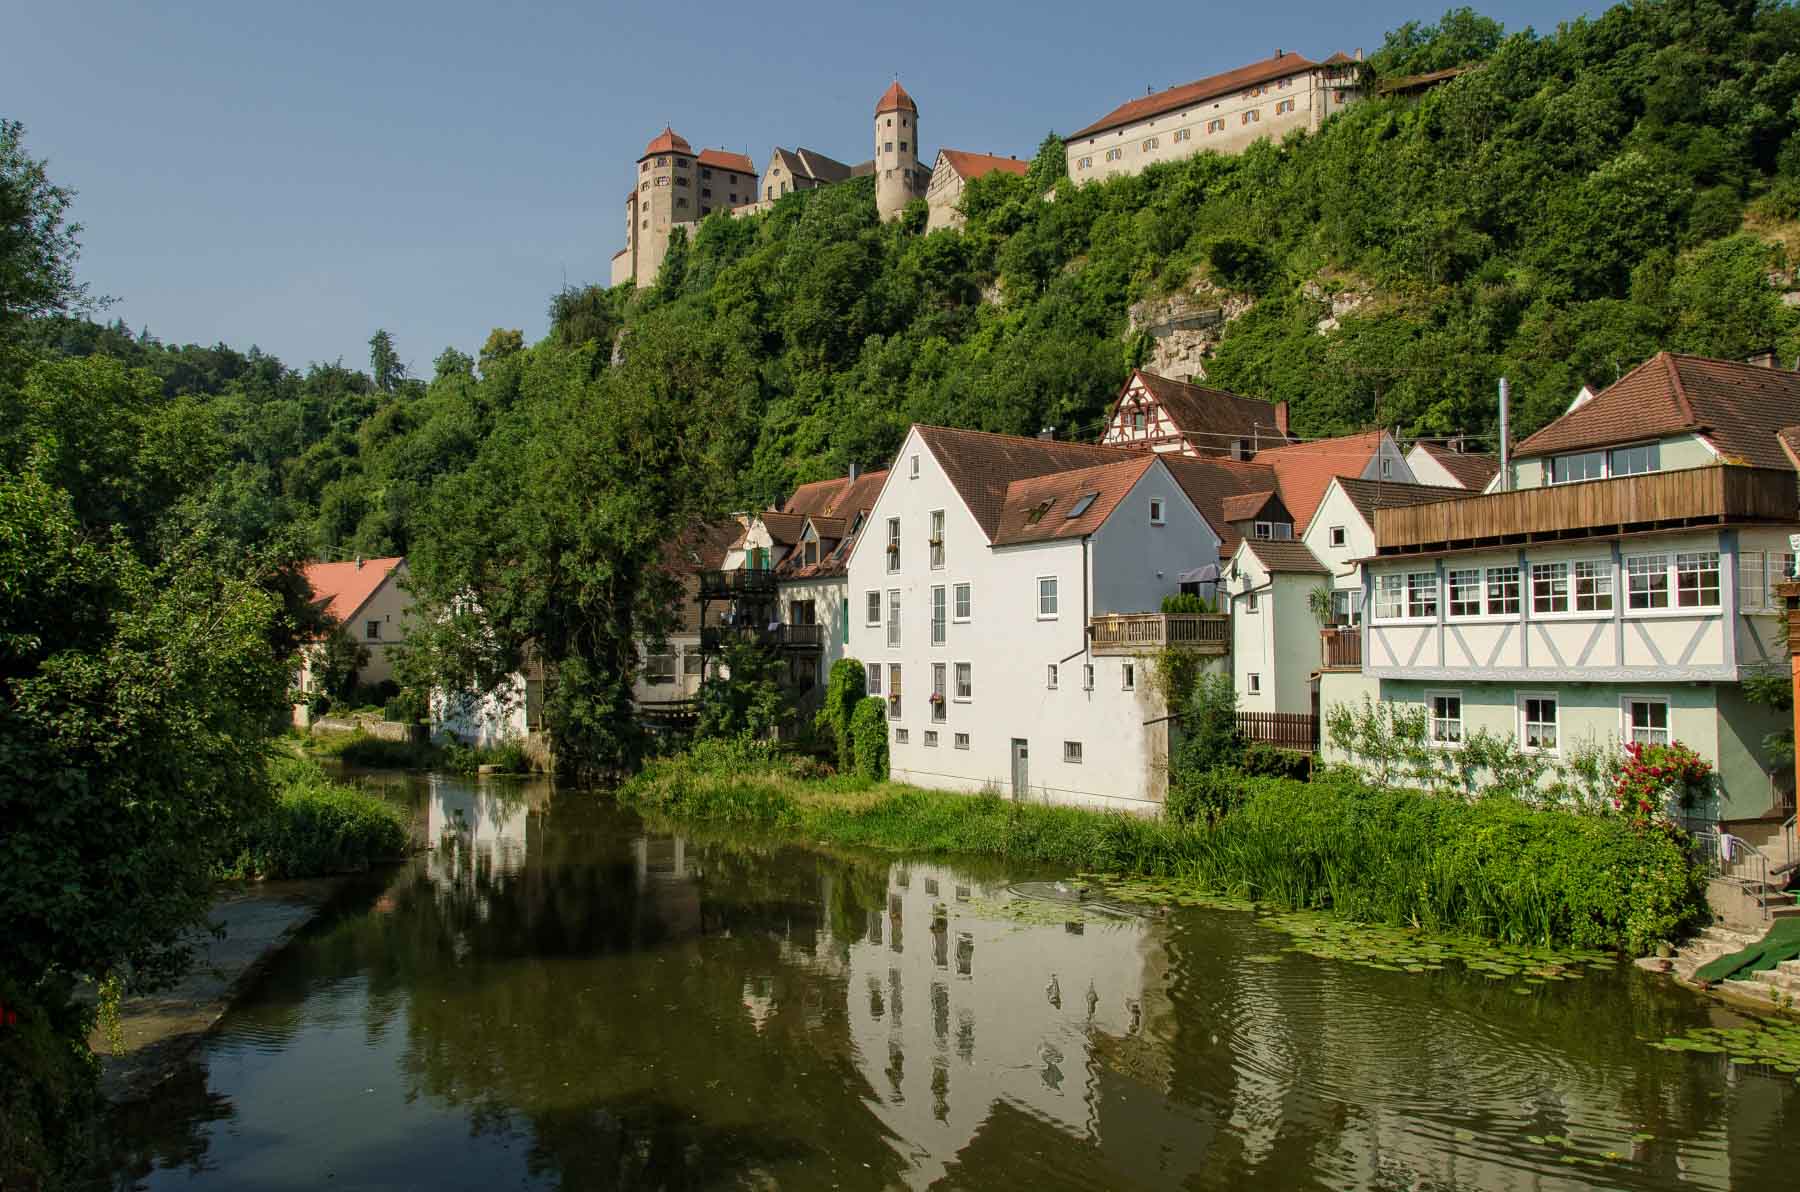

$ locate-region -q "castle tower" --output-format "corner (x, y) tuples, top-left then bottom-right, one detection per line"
(874, 80), (921, 222)
(631, 126), (698, 288)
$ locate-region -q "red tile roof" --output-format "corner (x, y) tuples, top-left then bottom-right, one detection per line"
(938, 149), (1029, 181)
(1219, 490), (1284, 523)
(760, 511), (806, 545)
(1069, 52), (1320, 141)
(1116, 371), (1292, 455)
(303, 557), (404, 625)
(876, 80), (918, 115)
(781, 469), (890, 520)
(697, 148), (755, 175)
(641, 127), (693, 158)
(1779, 426), (1800, 469)
(1243, 540), (1329, 574)
(1514, 352), (1800, 471)
(992, 456), (1159, 545)
(1253, 431), (1388, 531)
(1410, 442), (1499, 490)
(915, 426), (1145, 540)
(1158, 455), (1284, 557)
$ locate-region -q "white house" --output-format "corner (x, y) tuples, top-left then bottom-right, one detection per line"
(1404, 440), (1499, 490)
(1322, 351), (1800, 828)
(844, 425), (1238, 811)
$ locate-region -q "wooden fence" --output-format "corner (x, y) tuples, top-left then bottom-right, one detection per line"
(1236, 711), (1318, 753)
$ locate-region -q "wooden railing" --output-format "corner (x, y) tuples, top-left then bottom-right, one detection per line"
(1320, 627), (1361, 670)
(1375, 466), (1799, 554)
(1089, 612), (1230, 654)
(698, 568), (777, 600)
(1237, 711), (1318, 753)
(779, 622), (823, 649)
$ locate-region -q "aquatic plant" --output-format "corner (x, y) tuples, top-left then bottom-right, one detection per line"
(221, 757), (410, 879)
(1649, 1018), (1800, 1083)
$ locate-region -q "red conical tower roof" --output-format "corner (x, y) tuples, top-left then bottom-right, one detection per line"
(640, 126), (693, 158)
(875, 80), (918, 115)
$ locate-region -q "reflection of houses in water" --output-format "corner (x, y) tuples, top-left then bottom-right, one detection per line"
(839, 861), (1177, 1187)
(425, 776), (543, 891)
(632, 834), (704, 940)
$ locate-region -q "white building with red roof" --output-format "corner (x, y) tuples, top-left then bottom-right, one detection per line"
(295, 556), (412, 718)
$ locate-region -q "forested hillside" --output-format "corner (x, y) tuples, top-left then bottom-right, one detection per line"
(29, 2), (1800, 566)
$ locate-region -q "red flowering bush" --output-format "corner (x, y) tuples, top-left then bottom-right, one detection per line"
(1612, 741), (1712, 819)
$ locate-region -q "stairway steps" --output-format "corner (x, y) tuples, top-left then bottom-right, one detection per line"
(1751, 968), (1800, 993)
(1720, 978), (1779, 1004)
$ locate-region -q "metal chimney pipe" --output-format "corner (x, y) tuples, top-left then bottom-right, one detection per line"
(1497, 377), (1511, 492)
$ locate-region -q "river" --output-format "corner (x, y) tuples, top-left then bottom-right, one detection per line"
(95, 770), (1797, 1190)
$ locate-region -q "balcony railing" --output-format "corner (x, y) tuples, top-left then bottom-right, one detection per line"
(1320, 627), (1362, 670)
(1089, 612), (1230, 655)
(779, 622), (823, 650)
(701, 621), (825, 653)
(698, 568), (777, 600)
(1374, 465), (1798, 555)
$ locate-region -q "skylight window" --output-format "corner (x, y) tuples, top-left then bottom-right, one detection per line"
(1066, 492), (1099, 519)
(1024, 499), (1055, 525)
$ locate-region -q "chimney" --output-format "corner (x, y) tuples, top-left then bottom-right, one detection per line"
(1038, 427), (1056, 441)
(354, 555), (363, 570)
(1356, 47), (1364, 61)
(1273, 401), (1290, 436)
(848, 461), (861, 483)
(1276, 48), (1283, 57)
(1747, 347), (1777, 369)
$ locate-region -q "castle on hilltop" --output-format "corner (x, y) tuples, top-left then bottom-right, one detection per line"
(610, 52), (1368, 289)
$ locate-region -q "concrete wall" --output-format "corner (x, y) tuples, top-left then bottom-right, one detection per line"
(1066, 63), (1358, 186)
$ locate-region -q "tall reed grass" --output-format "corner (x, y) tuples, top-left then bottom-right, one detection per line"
(618, 743), (1705, 952)
(221, 756), (410, 878)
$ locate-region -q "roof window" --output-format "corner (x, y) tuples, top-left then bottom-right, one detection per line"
(1066, 492), (1099, 519)
(1024, 499), (1056, 525)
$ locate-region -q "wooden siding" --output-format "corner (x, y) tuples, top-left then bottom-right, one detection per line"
(1090, 612), (1230, 654)
(1236, 711), (1318, 752)
(1320, 627), (1361, 670)
(1375, 466), (1797, 554)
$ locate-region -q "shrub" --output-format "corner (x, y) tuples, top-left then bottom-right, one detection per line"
(442, 735), (532, 774)
(308, 729), (438, 770)
(1172, 674), (1240, 776)
(814, 658), (866, 772)
(1166, 766), (1246, 825)
(0, 976), (97, 1192)
(223, 757), (409, 878)
(1241, 742), (1311, 780)
(851, 697), (889, 780)
(1160, 592), (1215, 614)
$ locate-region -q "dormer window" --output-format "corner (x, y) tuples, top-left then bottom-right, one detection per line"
(803, 539), (818, 566)
(1253, 521), (1293, 541)
(1066, 492), (1099, 519)
(1024, 499), (1055, 525)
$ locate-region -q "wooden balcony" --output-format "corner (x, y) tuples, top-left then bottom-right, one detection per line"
(1320, 627), (1361, 671)
(1089, 612), (1230, 655)
(777, 622), (823, 651)
(701, 621), (823, 653)
(1375, 466), (1798, 556)
(698, 568), (777, 600)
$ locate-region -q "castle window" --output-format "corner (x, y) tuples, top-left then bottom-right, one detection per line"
(1206, 118), (1225, 133)
(700, 206), (710, 215)
(1248, 85), (1264, 97)
(654, 176), (668, 186)
(639, 161), (648, 173)
(885, 142), (893, 152)
(1174, 128), (1191, 142)
(1276, 99), (1295, 114)
(1242, 110), (1261, 125)
(1141, 137), (1159, 150)
(656, 156), (667, 166)
(640, 182), (649, 192)
(675, 197), (688, 208)
(702, 167), (712, 179)
(729, 193), (737, 203)
(1077, 156), (1092, 169)
(1105, 148), (1122, 161)
(900, 141), (907, 151)
(702, 187), (712, 197)
(1279, 76), (1291, 88)
(674, 176), (688, 186)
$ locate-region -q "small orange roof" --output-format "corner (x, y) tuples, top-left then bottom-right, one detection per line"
(938, 149), (1029, 181)
(303, 557), (404, 625)
(641, 126), (693, 158)
(1255, 431), (1388, 531)
(876, 80), (918, 115)
(697, 148), (755, 174)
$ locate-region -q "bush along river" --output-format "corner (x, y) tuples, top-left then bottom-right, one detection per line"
(94, 770), (1797, 1191)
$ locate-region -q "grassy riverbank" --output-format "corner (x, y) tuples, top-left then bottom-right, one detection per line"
(619, 740), (1707, 954)
(219, 755), (410, 879)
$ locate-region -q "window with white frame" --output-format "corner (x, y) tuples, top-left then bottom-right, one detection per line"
(887, 663), (902, 718)
(887, 589), (901, 647)
(1740, 550), (1769, 610)
(1676, 551), (1720, 608)
(1254, 521), (1293, 540)
(1245, 591), (1259, 614)
(1574, 560), (1613, 612)
(910, 454), (919, 478)
(1064, 741), (1083, 763)
(1428, 691), (1463, 745)
(1047, 664), (1058, 690)
(1329, 525), (1346, 548)
(1448, 569), (1482, 617)
(365, 619), (381, 640)
(1082, 663), (1094, 690)
(1610, 442), (1659, 476)
(930, 585), (946, 645)
(895, 728), (908, 744)
(1549, 451), (1605, 485)
(953, 582), (971, 621)
(1519, 694), (1559, 752)
(886, 518), (901, 572)
(1037, 577), (1059, 618)
(1248, 673), (1262, 693)
(931, 662), (947, 722)
(1380, 456), (1393, 479)
(1374, 573), (1405, 620)
(930, 510), (945, 569)
(1330, 588), (1360, 624)
(924, 730), (938, 747)
(1623, 696), (1670, 745)
(1149, 498), (1165, 525)
(866, 590), (881, 625)
(1406, 571), (1439, 619)
(1122, 662), (1135, 691)
(1626, 554), (1669, 609)
(865, 662), (881, 695)
(954, 662), (972, 702)
(1531, 562), (1570, 614)
(954, 732), (970, 749)
(1486, 565), (1521, 615)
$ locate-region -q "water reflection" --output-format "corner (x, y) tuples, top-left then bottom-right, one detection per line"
(96, 772), (1798, 1191)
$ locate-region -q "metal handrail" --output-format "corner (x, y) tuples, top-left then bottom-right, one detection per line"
(1690, 827), (1773, 920)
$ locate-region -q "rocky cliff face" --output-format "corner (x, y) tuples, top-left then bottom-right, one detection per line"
(1126, 278), (1254, 381)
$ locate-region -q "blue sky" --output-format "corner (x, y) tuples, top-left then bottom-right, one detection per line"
(10, 1), (1592, 373)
